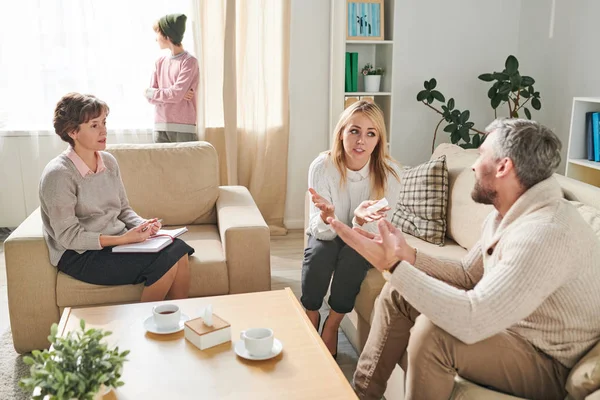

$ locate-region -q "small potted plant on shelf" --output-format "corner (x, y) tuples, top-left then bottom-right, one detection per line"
(19, 320), (130, 400)
(362, 63), (384, 92)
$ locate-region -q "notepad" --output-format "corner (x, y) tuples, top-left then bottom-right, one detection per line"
(155, 227), (188, 238)
(112, 227), (188, 253)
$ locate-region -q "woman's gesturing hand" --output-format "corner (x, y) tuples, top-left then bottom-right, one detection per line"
(309, 188), (335, 224)
(354, 200), (390, 226)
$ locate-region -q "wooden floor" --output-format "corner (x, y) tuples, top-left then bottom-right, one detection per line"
(268, 230), (359, 382)
(0, 228), (359, 384)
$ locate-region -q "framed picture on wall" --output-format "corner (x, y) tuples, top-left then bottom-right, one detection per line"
(346, 0), (384, 40)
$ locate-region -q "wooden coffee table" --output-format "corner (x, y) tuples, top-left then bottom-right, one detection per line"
(57, 288), (357, 399)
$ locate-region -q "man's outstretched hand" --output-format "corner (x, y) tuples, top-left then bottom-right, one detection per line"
(328, 218), (415, 271)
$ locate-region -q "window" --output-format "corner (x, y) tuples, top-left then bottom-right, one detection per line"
(0, 0), (193, 133)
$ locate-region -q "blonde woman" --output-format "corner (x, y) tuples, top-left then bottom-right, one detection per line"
(303, 101), (401, 358)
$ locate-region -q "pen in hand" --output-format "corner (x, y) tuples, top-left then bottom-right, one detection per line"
(141, 219), (162, 233)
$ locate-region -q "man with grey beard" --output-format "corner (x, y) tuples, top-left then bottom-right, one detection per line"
(329, 119), (600, 400)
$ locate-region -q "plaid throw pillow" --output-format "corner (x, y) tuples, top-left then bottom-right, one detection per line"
(391, 155), (449, 245)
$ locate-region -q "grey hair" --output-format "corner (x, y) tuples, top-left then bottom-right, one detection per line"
(485, 118), (562, 189)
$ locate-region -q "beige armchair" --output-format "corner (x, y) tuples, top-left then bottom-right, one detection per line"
(5, 142), (271, 353)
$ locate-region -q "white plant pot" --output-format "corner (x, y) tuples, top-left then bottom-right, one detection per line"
(364, 75), (382, 92)
(55, 384), (111, 400)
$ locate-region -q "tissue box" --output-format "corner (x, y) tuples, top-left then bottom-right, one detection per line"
(184, 314), (231, 350)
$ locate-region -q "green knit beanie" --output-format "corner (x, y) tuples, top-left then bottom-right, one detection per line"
(158, 13), (187, 45)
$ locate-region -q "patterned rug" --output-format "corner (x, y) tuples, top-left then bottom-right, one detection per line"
(0, 329), (30, 400)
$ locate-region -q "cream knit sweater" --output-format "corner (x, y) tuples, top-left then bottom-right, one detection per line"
(390, 177), (600, 368)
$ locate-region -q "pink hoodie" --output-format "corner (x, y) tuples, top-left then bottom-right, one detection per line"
(146, 51), (199, 133)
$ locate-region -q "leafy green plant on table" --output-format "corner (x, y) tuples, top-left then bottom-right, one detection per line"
(416, 55), (542, 151)
(20, 320), (129, 400)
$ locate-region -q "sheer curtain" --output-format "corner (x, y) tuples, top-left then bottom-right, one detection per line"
(0, 0), (290, 233)
(192, 0), (291, 235)
(0, 0), (192, 133)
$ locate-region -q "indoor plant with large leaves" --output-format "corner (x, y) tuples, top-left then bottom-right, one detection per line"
(416, 55), (542, 151)
(19, 320), (129, 400)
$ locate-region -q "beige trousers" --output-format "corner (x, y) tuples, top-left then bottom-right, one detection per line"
(353, 283), (570, 400)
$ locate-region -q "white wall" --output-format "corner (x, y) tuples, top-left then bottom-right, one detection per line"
(387, 0), (599, 173)
(390, 0), (522, 166)
(285, 0), (331, 229)
(518, 0), (600, 174)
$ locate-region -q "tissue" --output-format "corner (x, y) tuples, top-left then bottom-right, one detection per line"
(203, 304), (213, 327)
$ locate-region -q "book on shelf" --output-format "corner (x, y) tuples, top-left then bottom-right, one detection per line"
(350, 52), (358, 92)
(345, 52), (358, 92)
(586, 112), (594, 161)
(593, 112), (600, 162)
(185, 314), (231, 350)
(345, 52), (352, 92)
(112, 227), (188, 253)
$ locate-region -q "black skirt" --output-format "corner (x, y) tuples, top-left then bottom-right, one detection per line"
(57, 238), (195, 287)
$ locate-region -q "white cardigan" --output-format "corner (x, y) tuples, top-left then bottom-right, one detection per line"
(306, 153), (402, 241)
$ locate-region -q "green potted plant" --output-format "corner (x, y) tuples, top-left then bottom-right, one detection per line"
(416, 55), (542, 151)
(20, 320), (130, 400)
(362, 63), (384, 92)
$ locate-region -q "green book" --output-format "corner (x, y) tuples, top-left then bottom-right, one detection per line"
(351, 52), (358, 92)
(345, 52), (352, 92)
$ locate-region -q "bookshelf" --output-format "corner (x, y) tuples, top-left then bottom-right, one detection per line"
(566, 97), (600, 187)
(329, 0), (396, 148)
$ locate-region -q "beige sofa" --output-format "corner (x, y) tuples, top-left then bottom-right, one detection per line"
(306, 143), (600, 399)
(4, 142), (271, 354)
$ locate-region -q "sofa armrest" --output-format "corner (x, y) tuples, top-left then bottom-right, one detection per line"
(216, 186), (270, 293)
(587, 389), (600, 400)
(304, 190), (310, 248)
(4, 208), (60, 353)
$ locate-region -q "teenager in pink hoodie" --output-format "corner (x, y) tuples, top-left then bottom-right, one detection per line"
(145, 13), (199, 143)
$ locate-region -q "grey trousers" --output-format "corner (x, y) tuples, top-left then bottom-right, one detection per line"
(153, 131), (198, 143)
(354, 282), (570, 400)
(301, 235), (371, 314)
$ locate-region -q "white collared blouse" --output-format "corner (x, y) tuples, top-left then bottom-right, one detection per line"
(306, 153), (402, 240)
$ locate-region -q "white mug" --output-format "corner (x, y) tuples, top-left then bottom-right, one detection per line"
(152, 304), (181, 330)
(240, 328), (274, 357)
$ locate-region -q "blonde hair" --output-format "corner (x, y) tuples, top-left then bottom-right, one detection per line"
(152, 20), (167, 38)
(328, 101), (399, 199)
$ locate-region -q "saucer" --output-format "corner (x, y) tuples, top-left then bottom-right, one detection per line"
(143, 313), (190, 334)
(234, 338), (283, 360)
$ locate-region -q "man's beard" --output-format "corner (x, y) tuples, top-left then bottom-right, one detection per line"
(471, 180), (497, 205)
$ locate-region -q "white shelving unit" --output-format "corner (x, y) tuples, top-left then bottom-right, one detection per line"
(566, 97), (600, 187)
(329, 0), (396, 148)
